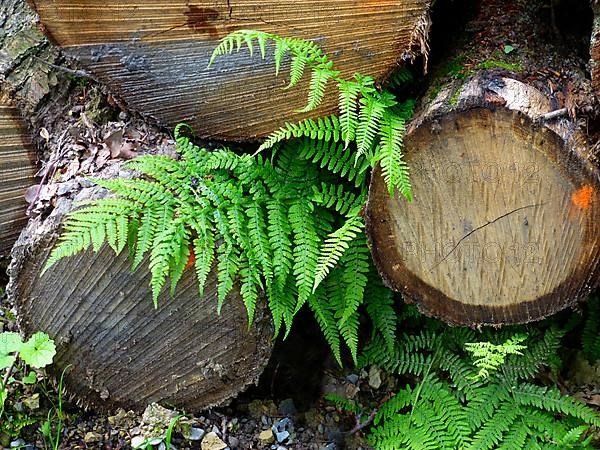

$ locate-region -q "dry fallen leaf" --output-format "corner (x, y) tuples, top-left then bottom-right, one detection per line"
(103, 129), (138, 159)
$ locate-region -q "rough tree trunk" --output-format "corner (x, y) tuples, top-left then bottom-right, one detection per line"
(2, 1), (273, 412)
(366, 0), (600, 326)
(28, 0), (432, 140)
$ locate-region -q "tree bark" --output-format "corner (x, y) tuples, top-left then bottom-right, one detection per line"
(366, 0), (600, 326)
(27, 0), (433, 140)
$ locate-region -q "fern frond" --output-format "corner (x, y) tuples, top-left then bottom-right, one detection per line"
(312, 214), (364, 292)
(310, 182), (364, 216)
(364, 270), (397, 352)
(386, 67), (414, 90)
(337, 80), (361, 147)
(378, 110), (411, 199)
(298, 62), (339, 112)
(289, 201), (319, 311)
(287, 52), (308, 89)
(309, 287), (342, 365)
(296, 139), (369, 186)
(259, 115), (341, 152)
(208, 29), (273, 66)
(355, 91), (396, 156)
(582, 297), (600, 363)
(512, 384), (600, 427)
(246, 203), (273, 284)
(44, 199), (138, 272)
(266, 199), (293, 288)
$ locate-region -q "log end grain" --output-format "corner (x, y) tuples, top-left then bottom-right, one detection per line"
(29, 0), (432, 139)
(0, 93), (37, 256)
(8, 197), (273, 412)
(366, 75), (600, 326)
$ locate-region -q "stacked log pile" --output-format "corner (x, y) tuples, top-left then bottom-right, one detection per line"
(3, 0), (600, 412)
(1, 0), (435, 410)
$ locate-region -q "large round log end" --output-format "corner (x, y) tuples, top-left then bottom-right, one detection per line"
(8, 201), (273, 412)
(28, 0), (432, 140)
(367, 99), (600, 326)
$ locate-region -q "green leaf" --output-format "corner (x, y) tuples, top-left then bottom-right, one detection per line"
(19, 332), (56, 368)
(378, 111), (411, 199)
(503, 44), (515, 54)
(0, 354), (15, 370)
(0, 332), (23, 355)
(22, 371), (37, 384)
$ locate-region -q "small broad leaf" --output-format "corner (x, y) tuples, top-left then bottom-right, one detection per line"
(22, 371), (38, 384)
(19, 332), (56, 368)
(503, 44), (515, 54)
(0, 354), (15, 370)
(0, 332), (23, 355)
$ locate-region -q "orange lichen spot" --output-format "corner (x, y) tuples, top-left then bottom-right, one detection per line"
(571, 185), (594, 210)
(185, 247), (196, 271)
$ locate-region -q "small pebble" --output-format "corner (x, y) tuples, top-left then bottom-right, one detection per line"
(368, 365), (382, 389)
(261, 415), (270, 426)
(189, 427), (206, 441)
(272, 417), (291, 432)
(83, 431), (103, 444)
(258, 429), (275, 445)
(10, 439), (26, 448)
(345, 374), (359, 385)
(228, 436), (239, 448)
(201, 431), (227, 450)
(275, 431), (290, 443)
(131, 435), (146, 448)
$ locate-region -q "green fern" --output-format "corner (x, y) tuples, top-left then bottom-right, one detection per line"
(361, 322), (600, 450)
(465, 333), (528, 381)
(209, 29), (414, 200)
(582, 296), (600, 363)
(44, 125), (392, 363)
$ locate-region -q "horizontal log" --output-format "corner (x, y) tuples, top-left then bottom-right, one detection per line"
(28, 0), (432, 140)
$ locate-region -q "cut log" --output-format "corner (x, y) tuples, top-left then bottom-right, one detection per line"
(7, 163), (273, 412)
(28, 0), (432, 140)
(0, 93), (36, 256)
(3, 2), (274, 412)
(366, 0), (600, 326)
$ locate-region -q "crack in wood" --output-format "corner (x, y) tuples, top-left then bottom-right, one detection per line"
(429, 201), (545, 272)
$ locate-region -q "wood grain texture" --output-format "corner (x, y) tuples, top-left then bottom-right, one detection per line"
(28, 0), (431, 139)
(0, 93), (36, 256)
(366, 72), (600, 326)
(366, 0), (600, 326)
(7, 188), (273, 413)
